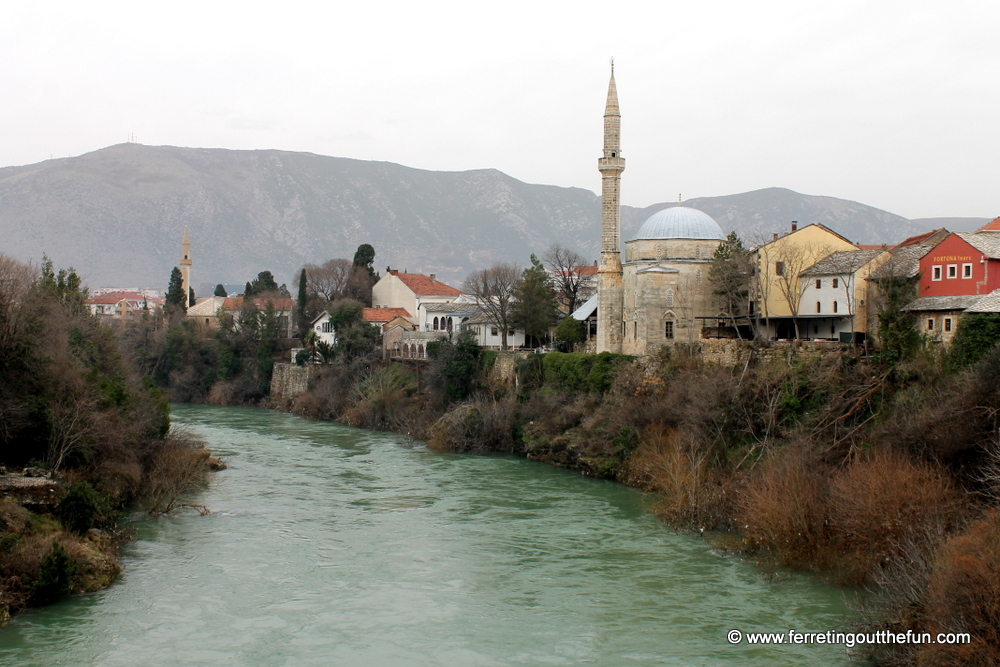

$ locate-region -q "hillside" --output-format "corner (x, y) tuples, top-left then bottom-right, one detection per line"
(0, 144), (980, 290)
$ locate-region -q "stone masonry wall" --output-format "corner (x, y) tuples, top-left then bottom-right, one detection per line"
(270, 363), (320, 400)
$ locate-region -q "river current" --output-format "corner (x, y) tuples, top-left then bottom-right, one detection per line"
(0, 405), (854, 665)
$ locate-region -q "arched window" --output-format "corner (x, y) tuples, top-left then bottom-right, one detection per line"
(666, 290), (674, 307)
(418, 344), (425, 358)
(816, 302), (822, 313)
(695, 270), (702, 283)
(664, 320), (674, 339)
(656, 243), (666, 260)
(695, 247), (702, 259)
(433, 316), (439, 331)
(833, 301), (838, 313)
(447, 317), (453, 332)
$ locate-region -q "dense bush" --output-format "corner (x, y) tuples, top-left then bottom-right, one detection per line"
(31, 541), (77, 605)
(947, 312), (1000, 371)
(542, 351), (632, 393)
(56, 482), (109, 535)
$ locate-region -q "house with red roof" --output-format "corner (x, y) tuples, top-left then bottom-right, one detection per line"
(85, 291), (161, 318)
(371, 270), (463, 332)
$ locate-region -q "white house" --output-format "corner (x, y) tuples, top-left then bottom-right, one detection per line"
(798, 248), (889, 342)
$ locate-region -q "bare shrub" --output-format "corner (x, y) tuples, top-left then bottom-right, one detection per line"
(917, 510), (1000, 667)
(828, 448), (966, 584)
(143, 430), (212, 515)
(620, 425), (732, 528)
(427, 399), (522, 454)
(736, 447), (830, 568)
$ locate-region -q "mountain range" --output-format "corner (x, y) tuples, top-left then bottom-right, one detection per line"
(0, 144), (990, 291)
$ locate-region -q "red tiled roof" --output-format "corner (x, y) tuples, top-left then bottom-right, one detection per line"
(977, 216), (1000, 232)
(573, 265), (598, 275)
(389, 271), (462, 296)
(86, 291), (146, 305)
(362, 307), (411, 322)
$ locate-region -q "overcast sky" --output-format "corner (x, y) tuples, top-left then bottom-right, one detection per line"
(2, 1), (998, 219)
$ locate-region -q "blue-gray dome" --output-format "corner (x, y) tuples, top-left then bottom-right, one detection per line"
(632, 206), (724, 241)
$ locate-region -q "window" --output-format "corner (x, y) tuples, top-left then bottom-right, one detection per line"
(666, 290), (674, 307)
(932, 266), (942, 281)
(508, 328), (515, 337)
(815, 279), (821, 289)
(945, 318), (953, 332)
(927, 319), (935, 331)
(447, 317), (453, 332)
(963, 263), (973, 278)
(633, 322), (637, 338)
(947, 265), (957, 279)
(816, 301), (822, 313)
(832, 278), (839, 288)
(491, 326), (498, 336)
(433, 316), (439, 331)
(775, 261), (785, 276)
(833, 301), (838, 313)
(664, 321), (674, 339)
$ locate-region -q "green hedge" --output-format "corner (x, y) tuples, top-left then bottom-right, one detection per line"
(541, 351), (632, 394)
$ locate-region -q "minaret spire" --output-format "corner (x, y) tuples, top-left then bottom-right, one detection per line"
(179, 227), (192, 307)
(596, 62), (625, 354)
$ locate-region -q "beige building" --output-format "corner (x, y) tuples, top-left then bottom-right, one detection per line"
(753, 223), (858, 339)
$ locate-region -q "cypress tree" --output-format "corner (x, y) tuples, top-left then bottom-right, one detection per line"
(165, 267), (186, 310)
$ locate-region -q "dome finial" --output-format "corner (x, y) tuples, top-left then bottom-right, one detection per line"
(610, 56), (614, 76)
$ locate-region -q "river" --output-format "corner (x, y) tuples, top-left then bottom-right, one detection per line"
(0, 404), (856, 665)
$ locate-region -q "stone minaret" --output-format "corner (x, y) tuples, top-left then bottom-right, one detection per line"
(596, 63), (625, 354)
(179, 227), (192, 303)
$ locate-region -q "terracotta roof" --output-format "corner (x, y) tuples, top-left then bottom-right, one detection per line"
(389, 271), (462, 296)
(362, 307), (411, 322)
(86, 291), (146, 305)
(976, 217), (1000, 232)
(573, 265), (598, 276)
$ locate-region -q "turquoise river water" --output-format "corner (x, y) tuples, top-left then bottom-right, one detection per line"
(0, 405), (858, 666)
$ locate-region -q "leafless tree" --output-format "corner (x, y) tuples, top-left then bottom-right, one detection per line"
(304, 259), (353, 301)
(464, 262), (520, 349)
(543, 244), (595, 315)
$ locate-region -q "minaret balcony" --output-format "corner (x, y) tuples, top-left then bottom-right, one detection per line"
(598, 156), (626, 172)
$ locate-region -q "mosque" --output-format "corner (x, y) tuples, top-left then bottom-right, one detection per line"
(595, 67), (727, 355)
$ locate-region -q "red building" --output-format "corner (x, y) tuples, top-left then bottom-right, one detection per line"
(917, 228), (1000, 298)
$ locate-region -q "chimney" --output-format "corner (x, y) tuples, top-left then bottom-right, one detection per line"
(429, 273), (436, 282)
(773, 232), (779, 241)
(791, 221), (798, 232)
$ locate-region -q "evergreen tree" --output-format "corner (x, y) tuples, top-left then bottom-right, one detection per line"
(553, 316), (586, 352)
(353, 243), (376, 277)
(214, 284), (228, 297)
(708, 231), (753, 338)
(244, 281), (253, 297)
(246, 271), (279, 296)
(511, 255), (559, 344)
(188, 287), (195, 307)
(165, 267), (186, 310)
(296, 268), (308, 337)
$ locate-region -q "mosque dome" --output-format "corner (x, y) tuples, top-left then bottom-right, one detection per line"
(632, 206), (725, 241)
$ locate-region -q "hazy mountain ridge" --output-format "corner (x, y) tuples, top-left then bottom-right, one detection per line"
(0, 144), (982, 290)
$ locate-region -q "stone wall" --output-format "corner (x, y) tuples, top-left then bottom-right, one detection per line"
(489, 350), (530, 386)
(270, 363), (319, 399)
(698, 338), (851, 367)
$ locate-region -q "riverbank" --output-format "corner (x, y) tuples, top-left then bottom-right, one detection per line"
(0, 255), (221, 621)
(268, 342), (1000, 666)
